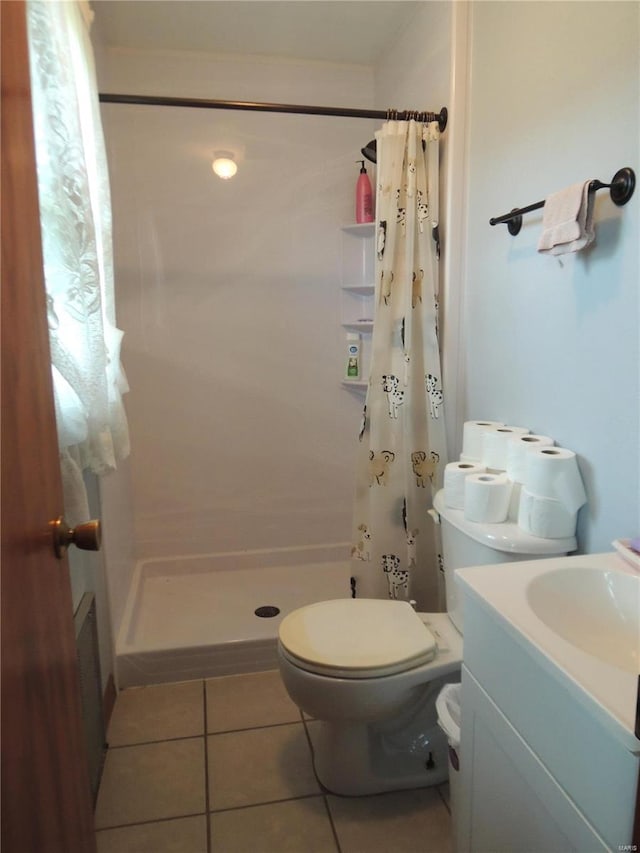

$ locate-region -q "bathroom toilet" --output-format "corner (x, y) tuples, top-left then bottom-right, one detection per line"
(277, 489), (576, 796)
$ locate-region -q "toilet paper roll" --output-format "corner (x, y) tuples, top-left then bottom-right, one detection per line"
(506, 434), (555, 483)
(522, 447), (587, 513)
(517, 488), (578, 539)
(508, 481), (522, 521)
(464, 473), (512, 523)
(444, 460), (486, 509)
(461, 421), (504, 462)
(481, 426), (530, 471)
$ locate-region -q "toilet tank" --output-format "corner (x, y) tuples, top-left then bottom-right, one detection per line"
(432, 490), (576, 633)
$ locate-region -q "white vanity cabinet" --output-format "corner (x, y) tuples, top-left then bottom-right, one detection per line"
(457, 563), (639, 853)
(459, 668), (610, 852)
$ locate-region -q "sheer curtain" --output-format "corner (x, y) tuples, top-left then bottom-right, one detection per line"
(27, 0), (129, 524)
(350, 120), (447, 611)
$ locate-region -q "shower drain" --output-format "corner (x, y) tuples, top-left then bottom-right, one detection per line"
(254, 605), (280, 618)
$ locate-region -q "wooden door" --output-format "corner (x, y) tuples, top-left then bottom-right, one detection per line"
(1, 2), (97, 851)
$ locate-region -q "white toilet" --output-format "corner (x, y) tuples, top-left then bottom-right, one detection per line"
(277, 489), (576, 796)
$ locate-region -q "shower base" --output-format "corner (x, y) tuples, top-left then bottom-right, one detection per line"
(116, 543), (351, 687)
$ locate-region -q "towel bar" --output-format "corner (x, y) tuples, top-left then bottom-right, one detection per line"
(489, 167), (636, 235)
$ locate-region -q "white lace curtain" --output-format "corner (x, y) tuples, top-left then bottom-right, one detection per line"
(27, 0), (129, 524)
(351, 120), (447, 611)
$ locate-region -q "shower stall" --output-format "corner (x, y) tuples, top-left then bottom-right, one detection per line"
(99, 48), (373, 685)
(97, 32), (446, 687)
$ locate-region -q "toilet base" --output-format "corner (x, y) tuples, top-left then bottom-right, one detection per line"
(309, 674), (454, 796)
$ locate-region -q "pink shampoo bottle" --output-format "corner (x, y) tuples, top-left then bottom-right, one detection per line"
(355, 160), (374, 223)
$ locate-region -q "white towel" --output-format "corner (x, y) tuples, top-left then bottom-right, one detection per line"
(537, 180), (595, 255)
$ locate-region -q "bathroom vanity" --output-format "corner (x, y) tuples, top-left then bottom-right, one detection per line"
(455, 552), (640, 852)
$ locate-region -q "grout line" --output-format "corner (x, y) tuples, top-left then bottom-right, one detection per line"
(108, 733), (204, 749)
(203, 680), (212, 853)
(300, 712), (314, 757)
(109, 718), (301, 750)
(208, 793), (325, 815)
(323, 795), (343, 853)
(301, 714), (331, 796)
(95, 811), (206, 832)
(206, 718), (303, 737)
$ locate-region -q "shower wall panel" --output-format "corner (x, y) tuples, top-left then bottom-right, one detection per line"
(101, 47), (377, 559)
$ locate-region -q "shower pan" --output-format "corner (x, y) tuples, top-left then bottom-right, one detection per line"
(116, 542), (351, 687)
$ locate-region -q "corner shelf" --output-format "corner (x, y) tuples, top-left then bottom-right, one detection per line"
(340, 223), (375, 391)
(341, 222), (376, 236)
(342, 284), (374, 294)
(342, 321), (373, 333)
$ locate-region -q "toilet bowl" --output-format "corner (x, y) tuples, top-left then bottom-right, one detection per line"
(278, 602), (461, 795)
(277, 489), (576, 796)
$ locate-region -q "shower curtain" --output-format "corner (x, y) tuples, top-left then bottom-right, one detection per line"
(350, 120), (447, 610)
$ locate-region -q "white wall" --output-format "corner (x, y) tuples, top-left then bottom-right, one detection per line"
(461, 2), (639, 551)
(373, 1), (452, 111)
(100, 47), (377, 564)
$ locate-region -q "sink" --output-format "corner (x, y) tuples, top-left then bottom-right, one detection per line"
(526, 567), (640, 673)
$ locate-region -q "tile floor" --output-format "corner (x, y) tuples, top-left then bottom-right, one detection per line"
(95, 670), (453, 853)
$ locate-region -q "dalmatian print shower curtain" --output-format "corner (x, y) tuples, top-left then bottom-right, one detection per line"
(350, 120), (447, 610)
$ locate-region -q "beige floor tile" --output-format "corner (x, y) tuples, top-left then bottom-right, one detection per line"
(95, 738), (206, 828)
(210, 797), (338, 853)
(207, 723), (320, 810)
(108, 680), (204, 746)
(96, 815), (207, 853)
(328, 787), (453, 853)
(206, 670), (300, 732)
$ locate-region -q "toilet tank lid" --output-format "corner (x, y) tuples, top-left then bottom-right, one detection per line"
(278, 599), (437, 673)
(433, 490), (577, 555)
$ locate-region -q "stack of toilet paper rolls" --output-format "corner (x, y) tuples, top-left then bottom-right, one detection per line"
(443, 421), (587, 537)
(518, 446), (587, 538)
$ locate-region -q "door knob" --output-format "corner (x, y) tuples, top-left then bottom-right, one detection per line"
(51, 516), (101, 559)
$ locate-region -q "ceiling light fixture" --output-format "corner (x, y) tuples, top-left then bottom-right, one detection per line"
(212, 152), (237, 180)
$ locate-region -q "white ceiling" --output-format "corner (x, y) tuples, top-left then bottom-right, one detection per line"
(91, 1), (422, 65)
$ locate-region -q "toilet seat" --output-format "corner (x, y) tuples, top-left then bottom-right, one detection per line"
(278, 599), (438, 679)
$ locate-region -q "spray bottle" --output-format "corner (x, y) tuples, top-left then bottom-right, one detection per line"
(355, 160), (374, 224)
(345, 333), (361, 380)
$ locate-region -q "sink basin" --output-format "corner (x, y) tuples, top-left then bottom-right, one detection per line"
(526, 567), (640, 673)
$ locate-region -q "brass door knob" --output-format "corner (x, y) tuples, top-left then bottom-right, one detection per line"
(51, 517), (101, 559)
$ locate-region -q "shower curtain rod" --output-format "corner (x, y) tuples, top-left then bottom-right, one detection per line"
(98, 93), (448, 132)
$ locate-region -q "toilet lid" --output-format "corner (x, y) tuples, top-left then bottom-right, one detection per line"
(278, 599), (437, 678)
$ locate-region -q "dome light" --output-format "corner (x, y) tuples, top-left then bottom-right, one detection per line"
(212, 153), (237, 180)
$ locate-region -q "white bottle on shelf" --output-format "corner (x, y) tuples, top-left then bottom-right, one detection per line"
(345, 333), (361, 380)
